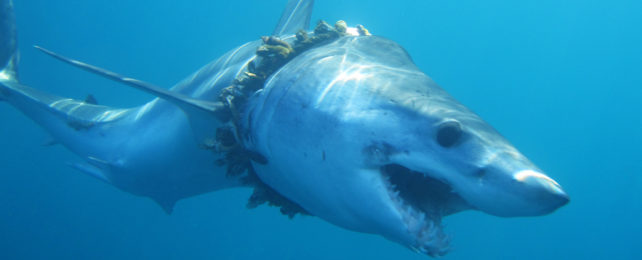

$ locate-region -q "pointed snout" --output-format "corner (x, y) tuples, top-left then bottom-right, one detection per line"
(513, 170), (569, 213)
(466, 164), (570, 217)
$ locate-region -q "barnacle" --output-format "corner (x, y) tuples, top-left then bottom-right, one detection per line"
(334, 20), (348, 33)
(256, 44), (293, 59)
(357, 24), (371, 36)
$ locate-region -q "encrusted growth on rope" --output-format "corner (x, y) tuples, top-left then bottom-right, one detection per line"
(244, 167), (310, 218)
(212, 20), (371, 218)
(219, 20), (370, 119)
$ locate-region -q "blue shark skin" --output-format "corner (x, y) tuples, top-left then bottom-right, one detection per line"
(0, 0), (568, 256)
(243, 35), (569, 255)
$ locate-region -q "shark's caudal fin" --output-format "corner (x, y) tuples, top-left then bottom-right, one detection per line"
(272, 0), (314, 36)
(0, 0), (130, 184)
(0, 0), (125, 128)
(0, 0), (18, 87)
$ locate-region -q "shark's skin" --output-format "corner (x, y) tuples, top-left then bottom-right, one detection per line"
(0, 0), (569, 256)
(242, 35), (570, 255)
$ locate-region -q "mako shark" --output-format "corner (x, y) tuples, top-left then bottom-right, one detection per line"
(0, 0), (569, 256)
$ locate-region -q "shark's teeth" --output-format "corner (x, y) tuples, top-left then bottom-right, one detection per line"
(380, 165), (450, 257)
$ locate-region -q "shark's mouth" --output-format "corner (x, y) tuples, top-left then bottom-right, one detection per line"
(380, 164), (468, 256)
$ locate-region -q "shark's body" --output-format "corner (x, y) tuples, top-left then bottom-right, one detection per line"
(1, 28), (261, 213)
(0, 0), (568, 256)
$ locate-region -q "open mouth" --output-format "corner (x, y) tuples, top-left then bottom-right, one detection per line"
(379, 164), (469, 256)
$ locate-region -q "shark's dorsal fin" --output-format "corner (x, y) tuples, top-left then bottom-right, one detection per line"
(34, 45), (228, 122)
(272, 0), (314, 36)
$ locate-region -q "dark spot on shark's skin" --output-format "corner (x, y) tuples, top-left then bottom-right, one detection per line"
(299, 101), (309, 110)
(475, 168), (487, 178)
(322, 150), (326, 161)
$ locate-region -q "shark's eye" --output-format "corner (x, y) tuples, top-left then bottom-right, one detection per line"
(436, 121), (462, 148)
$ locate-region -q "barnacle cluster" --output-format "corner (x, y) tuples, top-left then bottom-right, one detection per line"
(213, 20), (371, 217)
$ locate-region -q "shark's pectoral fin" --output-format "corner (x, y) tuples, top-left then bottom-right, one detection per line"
(34, 46), (230, 145)
(34, 46), (227, 120)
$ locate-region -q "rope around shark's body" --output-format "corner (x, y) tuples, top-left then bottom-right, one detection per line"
(211, 20), (371, 218)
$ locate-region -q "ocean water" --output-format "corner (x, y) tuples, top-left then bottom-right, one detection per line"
(1, 0), (640, 259)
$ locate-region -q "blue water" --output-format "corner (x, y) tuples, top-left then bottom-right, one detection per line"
(1, 0), (640, 259)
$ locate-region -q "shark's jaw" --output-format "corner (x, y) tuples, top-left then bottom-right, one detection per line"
(379, 164), (466, 256)
(381, 164), (469, 219)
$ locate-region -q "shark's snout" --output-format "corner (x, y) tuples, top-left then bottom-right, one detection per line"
(467, 152), (569, 217)
(513, 169), (569, 213)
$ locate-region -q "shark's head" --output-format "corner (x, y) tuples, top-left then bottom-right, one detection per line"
(244, 35), (568, 256)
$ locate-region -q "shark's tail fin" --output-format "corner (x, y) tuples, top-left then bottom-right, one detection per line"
(0, 0), (18, 91)
(0, 0), (131, 164)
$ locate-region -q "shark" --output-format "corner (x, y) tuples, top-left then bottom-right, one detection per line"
(0, 0), (569, 256)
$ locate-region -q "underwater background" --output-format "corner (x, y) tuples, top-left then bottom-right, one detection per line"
(1, 0), (640, 259)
